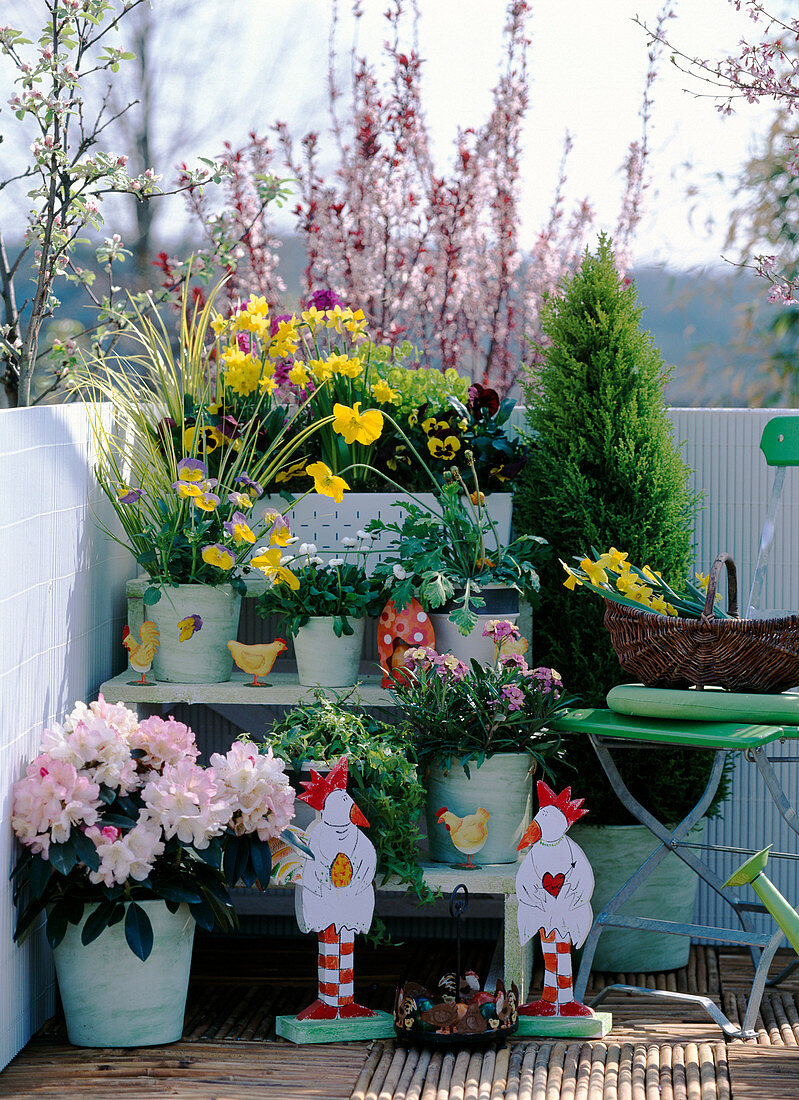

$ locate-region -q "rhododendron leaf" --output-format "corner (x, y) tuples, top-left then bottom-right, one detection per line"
(101, 812), (137, 828)
(125, 902), (154, 961)
(130, 749), (147, 760)
(97, 784), (116, 804)
(14, 899), (45, 945)
(27, 856), (51, 903)
(165, 899), (180, 915)
(223, 835), (249, 888)
(156, 881), (202, 905)
(45, 902), (70, 949)
(189, 896), (216, 931)
(194, 836), (223, 869)
(249, 838), (273, 886)
(81, 901), (115, 946)
(71, 829), (100, 872)
(108, 902), (125, 927)
(48, 839), (77, 877)
(116, 795), (138, 819)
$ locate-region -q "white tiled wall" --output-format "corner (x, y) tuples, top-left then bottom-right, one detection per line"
(0, 404), (132, 1068)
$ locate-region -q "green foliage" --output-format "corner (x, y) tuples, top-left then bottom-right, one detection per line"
(261, 694), (436, 943)
(515, 234), (706, 825)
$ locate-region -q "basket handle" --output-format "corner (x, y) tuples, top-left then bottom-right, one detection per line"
(702, 552), (739, 621)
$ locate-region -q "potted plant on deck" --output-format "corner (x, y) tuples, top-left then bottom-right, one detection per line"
(387, 621), (567, 865)
(75, 285), (387, 683)
(255, 535), (386, 686)
(10, 695), (295, 1047)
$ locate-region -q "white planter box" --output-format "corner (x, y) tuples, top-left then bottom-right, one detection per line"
(255, 492), (513, 563)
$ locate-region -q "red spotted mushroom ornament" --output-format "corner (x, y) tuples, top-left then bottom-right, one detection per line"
(378, 598), (436, 687)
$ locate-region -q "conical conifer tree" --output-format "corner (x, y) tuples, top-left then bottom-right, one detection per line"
(516, 234), (697, 709)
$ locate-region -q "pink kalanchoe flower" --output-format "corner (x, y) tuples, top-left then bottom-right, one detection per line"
(131, 715), (199, 771)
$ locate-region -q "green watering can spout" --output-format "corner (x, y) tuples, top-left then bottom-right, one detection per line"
(724, 847), (799, 958)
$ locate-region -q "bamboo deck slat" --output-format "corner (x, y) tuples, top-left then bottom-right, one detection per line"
(5, 942), (799, 1098)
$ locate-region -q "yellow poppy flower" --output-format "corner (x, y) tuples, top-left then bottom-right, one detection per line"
(331, 402), (384, 446)
(305, 461), (350, 503)
(251, 547), (300, 590)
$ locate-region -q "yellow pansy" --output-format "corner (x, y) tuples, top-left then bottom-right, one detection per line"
(289, 361), (310, 387)
(332, 402), (384, 446)
(251, 547), (300, 590)
(193, 490), (221, 513)
(183, 424), (223, 454)
(173, 481), (203, 500)
(306, 461), (350, 503)
(224, 510), (256, 545)
(201, 543), (234, 571)
(371, 378), (399, 404)
(428, 435), (461, 460)
(421, 416), (438, 435)
(580, 558), (608, 587)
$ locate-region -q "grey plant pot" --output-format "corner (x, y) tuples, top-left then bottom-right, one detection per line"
(570, 821), (706, 973)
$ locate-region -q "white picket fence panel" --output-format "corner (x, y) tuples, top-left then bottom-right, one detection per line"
(0, 403), (132, 1069)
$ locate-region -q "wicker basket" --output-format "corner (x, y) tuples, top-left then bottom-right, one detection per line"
(603, 552), (799, 693)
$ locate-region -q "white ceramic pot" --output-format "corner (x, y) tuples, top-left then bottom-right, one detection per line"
(53, 900), (195, 1047)
(425, 753), (535, 865)
(145, 584), (242, 683)
(293, 616), (366, 686)
(428, 586), (520, 666)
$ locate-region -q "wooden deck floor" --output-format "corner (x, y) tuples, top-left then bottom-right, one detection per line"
(2, 936), (798, 1098)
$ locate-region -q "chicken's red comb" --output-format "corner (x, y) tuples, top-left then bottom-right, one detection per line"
(536, 780), (588, 825)
(299, 755), (349, 810)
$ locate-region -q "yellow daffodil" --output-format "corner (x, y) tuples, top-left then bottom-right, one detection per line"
(562, 561), (582, 590)
(330, 353), (363, 379)
(259, 376), (277, 395)
(331, 402), (384, 446)
(695, 571), (710, 591)
(211, 314), (228, 336)
(325, 305), (350, 333)
(301, 305), (326, 330)
(306, 461), (349, 503)
(201, 543), (234, 571)
(251, 547), (300, 590)
(343, 308), (368, 338)
(580, 558), (609, 587)
(371, 378), (400, 404)
(289, 361), (310, 387)
(245, 295), (269, 319)
(642, 564), (663, 584)
(596, 547), (629, 573)
(309, 357), (334, 382)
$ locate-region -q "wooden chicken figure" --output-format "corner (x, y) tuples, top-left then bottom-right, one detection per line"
(515, 781), (608, 1033)
(122, 621), (159, 684)
(275, 756), (393, 1042)
(378, 598), (436, 687)
(436, 806), (490, 869)
(227, 637), (287, 685)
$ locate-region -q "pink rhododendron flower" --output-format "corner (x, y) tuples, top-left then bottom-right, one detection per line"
(86, 818), (165, 887)
(41, 717), (139, 794)
(131, 715), (199, 771)
(11, 755), (101, 858)
(141, 759), (229, 848)
(210, 742), (295, 841)
(64, 694), (139, 740)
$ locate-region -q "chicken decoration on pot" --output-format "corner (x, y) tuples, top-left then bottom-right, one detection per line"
(394, 885), (519, 1046)
(515, 781), (612, 1037)
(275, 755), (394, 1043)
(122, 621), (159, 684)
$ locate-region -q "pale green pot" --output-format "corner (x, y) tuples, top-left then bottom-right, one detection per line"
(53, 901), (195, 1047)
(424, 753), (535, 865)
(428, 587), (520, 666)
(570, 821), (706, 973)
(293, 616), (366, 687)
(146, 584), (242, 683)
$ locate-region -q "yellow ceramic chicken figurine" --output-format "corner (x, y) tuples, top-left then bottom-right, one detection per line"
(227, 637), (287, 686)
(122, 621), (159, 684)
(436, 806), (490, 869)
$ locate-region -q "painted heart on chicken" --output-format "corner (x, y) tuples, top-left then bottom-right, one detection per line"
(542, 872), (565, 898)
